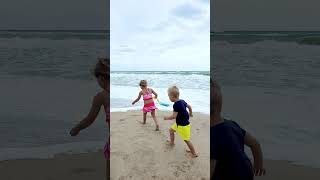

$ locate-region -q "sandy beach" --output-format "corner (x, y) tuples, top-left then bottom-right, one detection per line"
(1, 155), (320, 180)
(1, 111), (320, 179)
(110, 110), (210, 180)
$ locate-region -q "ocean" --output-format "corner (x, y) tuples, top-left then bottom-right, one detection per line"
(110, 71), (210, 114)
(0, 30), (108, 160)
(0, 30), (210, 161)
(2, 30), (318, 169)
(212, 31), (320, 168)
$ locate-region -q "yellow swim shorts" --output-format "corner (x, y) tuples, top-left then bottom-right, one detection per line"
(171, 123), (191, 141)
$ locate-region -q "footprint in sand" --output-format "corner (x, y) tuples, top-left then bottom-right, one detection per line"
(122, 153), (130, 160)
(131, 149), (156, 165)
(119, 118), (127, 121)
(112, 151), (130, 161)
(169, 161), (193, 177)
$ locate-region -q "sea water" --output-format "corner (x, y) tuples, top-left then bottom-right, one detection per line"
(212, 31), (320, 168)
(0, 30), (108, 160)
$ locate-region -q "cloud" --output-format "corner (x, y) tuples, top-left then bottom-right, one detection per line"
(200, 0), (210, 4)
(171, 3), (203, 19)
(111, 0), (210, 71)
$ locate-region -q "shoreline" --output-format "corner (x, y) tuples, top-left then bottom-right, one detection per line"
(113, 109), (210, 115)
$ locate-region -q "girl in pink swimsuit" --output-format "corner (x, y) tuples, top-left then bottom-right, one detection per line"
(132, 80), (160, 130)
(69, 58), (110, 179)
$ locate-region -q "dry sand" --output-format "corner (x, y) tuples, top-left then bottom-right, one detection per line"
(1, 155), (320, 180)
(110, 110), (210, 180)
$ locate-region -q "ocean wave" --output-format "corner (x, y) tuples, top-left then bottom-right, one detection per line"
(250, 33), (287, 36)
(111, 72), (210, 90)
(298, 37), (320, 45)
(111, 85), (210, 114)
(212, 32), (320, 46)
(111, 71), (209, 76)
(0, 31), (108, 40)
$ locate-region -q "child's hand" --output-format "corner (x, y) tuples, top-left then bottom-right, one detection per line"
(132, 102), (135, 105)
(163, 116), (169, 120)
(253, 163), (266, 176)
(70, 126), (80, 136)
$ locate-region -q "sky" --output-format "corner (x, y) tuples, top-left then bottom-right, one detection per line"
(0, 0), (108, 30)
(111, 0), (210, 71)
(212, 0), (320, 31)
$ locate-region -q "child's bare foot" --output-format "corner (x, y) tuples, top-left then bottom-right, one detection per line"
(185, 149), (198, 157)
(188, 152), (198, 158)
(155, 125), (160, 131)
(166, 140), (175, 146)
(191, 153), (198, 158)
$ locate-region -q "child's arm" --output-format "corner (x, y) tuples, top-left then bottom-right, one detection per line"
(164, 111), (178, 120)
(151, 88), (158, 99)
(132, 92), (142, 105)
(70, 92), (103, 136)
(244, 132), (266, 176)
(187, 104), (193, 117)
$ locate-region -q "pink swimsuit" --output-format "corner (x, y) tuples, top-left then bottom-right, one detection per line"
(142, 89), (157, 113)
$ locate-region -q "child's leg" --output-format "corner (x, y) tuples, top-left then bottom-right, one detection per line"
(168, 128), (175, 145)
(143, 112), (147, 124)
(151, 110), (159, 130)
(184, 140), (198, 157)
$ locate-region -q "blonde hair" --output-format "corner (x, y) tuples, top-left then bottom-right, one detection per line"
(168, 86), (180, 98)
(94, 58), (109, 78)
(139, 80), (147, 87)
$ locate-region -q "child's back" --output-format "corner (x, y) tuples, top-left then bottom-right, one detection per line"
(173, 99), (190, 126)
(211, 119), (253, 180)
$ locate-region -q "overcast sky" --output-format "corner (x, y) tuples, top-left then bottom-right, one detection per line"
(111, 0), (210, 71)
(212, 0), (320, 31)
(0, 0), (108, 29)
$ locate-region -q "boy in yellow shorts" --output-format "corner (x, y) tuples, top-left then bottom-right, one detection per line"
(164, 86), (198, 157)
